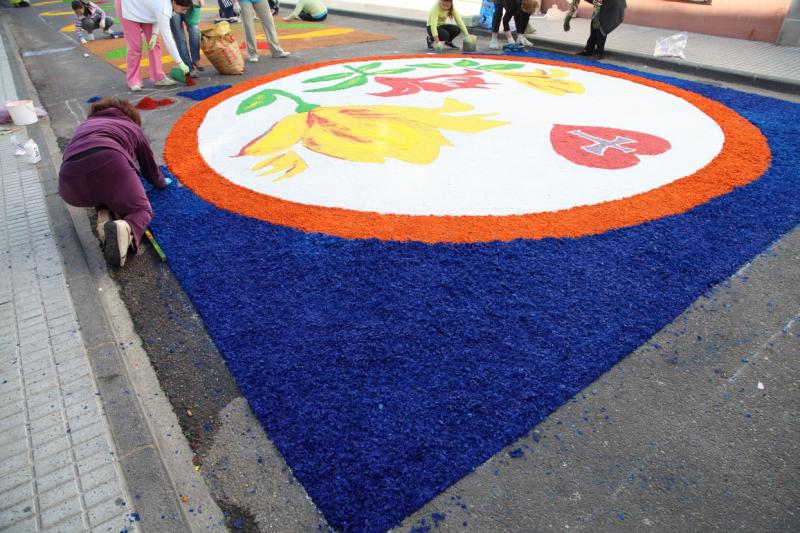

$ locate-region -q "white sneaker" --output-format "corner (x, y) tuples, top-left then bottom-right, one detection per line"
(130, 84), (142, 92)
(86, 33), (95, 42)
(271, 50), (290, 58)
(489, 39), (498, 50)
(518, 35), (533, 47)
(248, 54), (259, 63)
(103, 220), (133, 268)
(96, 209), (112, 245)
(154, 77), (177, 86)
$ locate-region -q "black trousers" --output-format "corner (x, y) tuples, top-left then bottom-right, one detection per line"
(585, 27), (608, 54)
(427, 24), (461, 43)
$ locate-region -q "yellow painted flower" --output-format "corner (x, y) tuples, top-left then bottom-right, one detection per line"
(238, 98), (507, 180)
(495, 68), (584, 96)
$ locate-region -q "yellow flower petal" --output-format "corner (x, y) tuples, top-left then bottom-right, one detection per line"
(240, 112), (308, 156)
(304, 110), (451, 164)
(497, 70), (585, 96)
(251, 150), (308, 181)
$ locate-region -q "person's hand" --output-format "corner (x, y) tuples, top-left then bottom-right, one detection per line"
(283, 16), (291, 21)
(232, 1), (241, 15)
(563, 14), (572, 32)
(148, 33), (159, 50)
(176, 62), (190, 74)
(80, 37), (87, 44)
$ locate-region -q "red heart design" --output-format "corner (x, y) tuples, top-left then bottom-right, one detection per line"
(551, 125), (671, 169)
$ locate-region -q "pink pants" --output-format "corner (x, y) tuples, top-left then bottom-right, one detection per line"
(115, 0), (165, 88)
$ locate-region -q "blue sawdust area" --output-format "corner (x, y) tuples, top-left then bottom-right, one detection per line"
(7, 2), (800, 532)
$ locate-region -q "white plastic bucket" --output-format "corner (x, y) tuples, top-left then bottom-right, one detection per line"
(6, 100), (38, 126)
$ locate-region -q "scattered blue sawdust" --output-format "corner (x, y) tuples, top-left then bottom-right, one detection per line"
(508, 448), (524, 458)
(176, 85), (232, 101)
(148, 57), (800, 533)
(431, 512), (446, 527)
(618, 512), (625, 520)
(232, 517), (243, 529)
(532, 431), (540, 443)
(86, 95), (102, 103)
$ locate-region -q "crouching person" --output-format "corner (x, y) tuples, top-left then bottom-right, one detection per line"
(58, 98), (170, 268)
(72, 0), (115, 44)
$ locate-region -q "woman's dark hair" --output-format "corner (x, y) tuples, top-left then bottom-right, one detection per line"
(440, 0), (453, 17)
(70, 0), (83, 9)
(174, 0), (193, 7)
(89, 97), (142, 127)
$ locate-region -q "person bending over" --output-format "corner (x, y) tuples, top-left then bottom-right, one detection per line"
(72, 0), (115, 44)
(58, 98), (170, 268)
(563, 0), (626, 60)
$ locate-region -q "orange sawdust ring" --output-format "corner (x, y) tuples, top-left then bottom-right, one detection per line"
(164, 54), (771, 243)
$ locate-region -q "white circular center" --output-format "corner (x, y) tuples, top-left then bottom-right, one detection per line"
(198, 58), (724, 216)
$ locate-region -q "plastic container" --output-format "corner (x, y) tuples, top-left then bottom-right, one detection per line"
(463, 35), (477, 52)
(23, 139), (41, 164)
(5, 100), (38, 126)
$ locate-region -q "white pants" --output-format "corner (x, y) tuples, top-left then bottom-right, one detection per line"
(240, 0), (285, 57)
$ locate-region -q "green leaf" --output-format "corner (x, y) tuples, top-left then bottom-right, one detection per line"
(408, 63), (453, 69)
(305, 75), (368, 93)
(355, 61), (382, 71)
(477, 63), (525, 71)
(303, 72), (353, 83)
(371, 68), (416, 75)
(236, 90), (278, 115)
(454, 59), (480, 67)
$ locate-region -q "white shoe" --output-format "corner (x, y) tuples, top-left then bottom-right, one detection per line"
(103, 220), (133, 268)
(96, 209), (112, 245)
(489, 39), (498, 50)
(271, 50), (290, 58)
(130, 84), (142, 92)
(248, 54), (259, 63)
(86, 33), (95, 42)
(518, 35), (533, 47)
(154, 77), (177, 86)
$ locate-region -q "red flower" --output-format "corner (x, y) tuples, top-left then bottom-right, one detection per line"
(370, 69), (493, 97)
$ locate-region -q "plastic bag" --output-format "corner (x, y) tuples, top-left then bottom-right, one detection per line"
(654, 32), (688, 60)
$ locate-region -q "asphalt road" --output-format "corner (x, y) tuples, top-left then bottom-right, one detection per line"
(5, 3), (798, 532)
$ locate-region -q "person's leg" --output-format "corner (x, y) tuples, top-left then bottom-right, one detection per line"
(502, 0), (518, 43)
(187, 22), (201, 65)
(585, 27), (598, 53)
(595, 31), (607, 57)
(103, 17), (114, 31)
(252, 0), (287, 57)
(516, 12), (532, 45)
(426, 26), (434, 48)
(169, 13), (192, 66)
(141, 23), (166, 81)
(441, 24), (459, 45)
(298, 11), (313, 21)
(240, 2), (259, 59)
(116, 0), (143, 89)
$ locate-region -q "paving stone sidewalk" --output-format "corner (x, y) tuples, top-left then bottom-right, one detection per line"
(0, 30), (137, 533)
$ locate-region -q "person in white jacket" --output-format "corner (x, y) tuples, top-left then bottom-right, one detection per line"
(115, 0), (193, 91)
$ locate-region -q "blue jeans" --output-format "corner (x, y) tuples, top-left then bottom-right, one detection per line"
(169, 13), (200, 66)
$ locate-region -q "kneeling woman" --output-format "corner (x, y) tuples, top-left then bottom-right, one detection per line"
(427, 0), (470, 49)
(58, 98), (169, 268)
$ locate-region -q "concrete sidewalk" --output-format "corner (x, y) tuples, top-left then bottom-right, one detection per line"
(0, 18), (225, 533)
(289, 0), (800, 94)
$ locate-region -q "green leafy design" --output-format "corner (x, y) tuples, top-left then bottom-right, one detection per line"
(299, 59), (527, 94)
(236, 89), (318, 115)
(302, 62), (416, 92)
